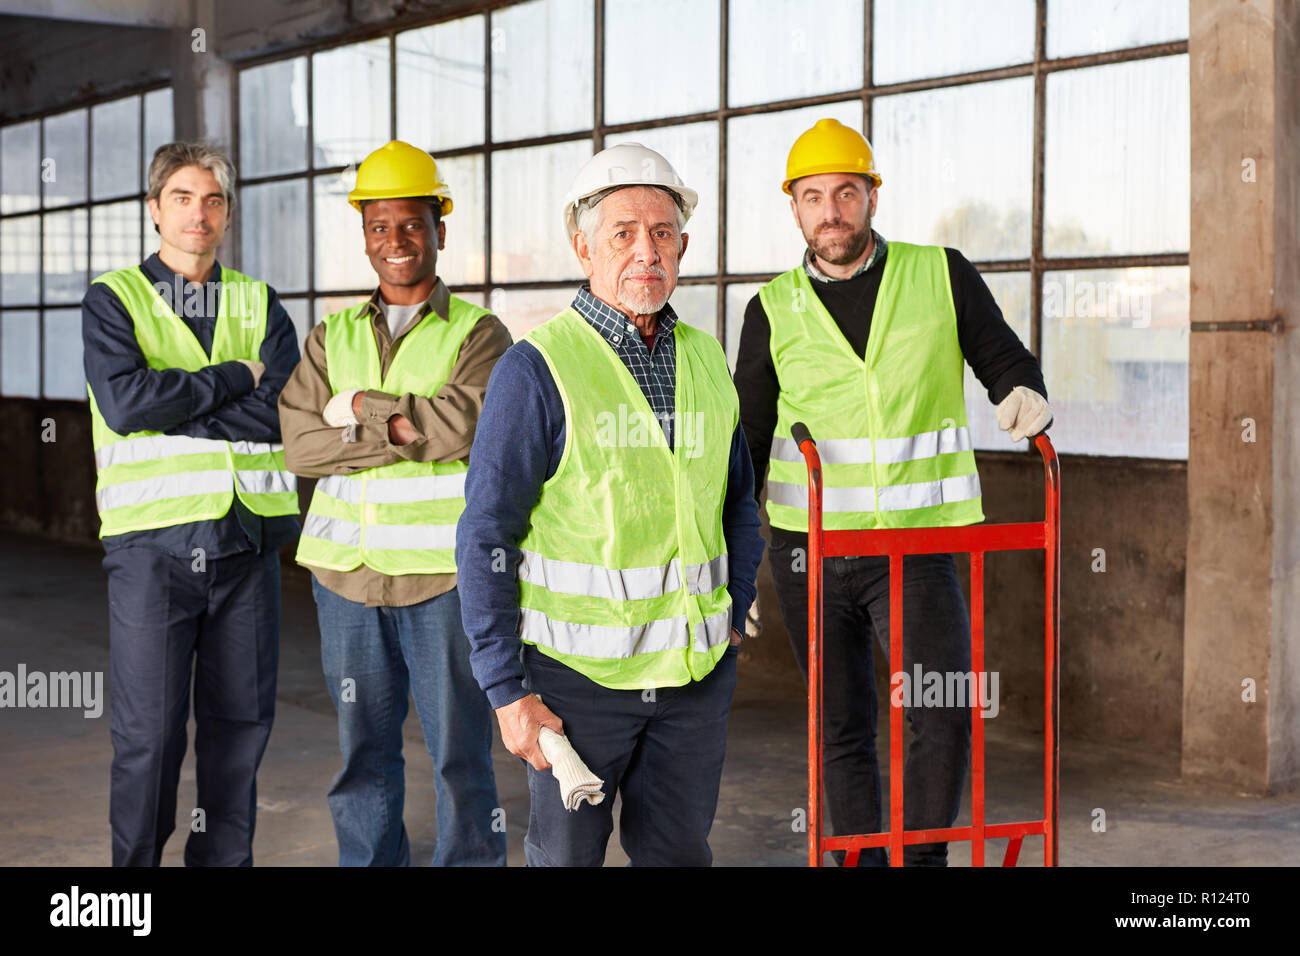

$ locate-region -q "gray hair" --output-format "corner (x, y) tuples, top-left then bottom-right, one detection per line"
(147, 141), (237, 216)
(576, 185), (686, 244)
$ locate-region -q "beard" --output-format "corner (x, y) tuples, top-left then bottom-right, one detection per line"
(617, 263), (672, 317)
(807, 216), (872, 266)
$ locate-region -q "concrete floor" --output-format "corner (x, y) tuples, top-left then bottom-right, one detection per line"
(2, 529), (1298, 867)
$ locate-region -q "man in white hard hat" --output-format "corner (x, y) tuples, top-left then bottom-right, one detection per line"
(456, 143), (764, 866)
(735, 118), (1052, 865)
(279, 140), (511, 866)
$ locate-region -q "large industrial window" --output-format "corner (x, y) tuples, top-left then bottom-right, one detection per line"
(236, 0), (1189, 460)
(0, 87), (174, 402)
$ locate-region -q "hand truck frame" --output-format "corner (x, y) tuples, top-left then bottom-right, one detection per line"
(792, 423), (1061, 867)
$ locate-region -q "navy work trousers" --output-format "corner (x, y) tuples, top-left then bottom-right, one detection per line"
(105, 546), (280, 867)
(768, 543), (972, 866)
(520, 643), (739, 867)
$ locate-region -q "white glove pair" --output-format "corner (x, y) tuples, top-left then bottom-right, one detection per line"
(539, 727), (605, 811)
(996, 386), (1052, 442)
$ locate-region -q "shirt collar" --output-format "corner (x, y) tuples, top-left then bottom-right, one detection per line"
(363, 277), (451, 325)
(803, 230), (887, 283)
(571, 284), (678, 348)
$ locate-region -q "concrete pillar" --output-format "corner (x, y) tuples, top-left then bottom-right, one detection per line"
(1184, 0), (1300, 792)
(165, 0), (237, 260)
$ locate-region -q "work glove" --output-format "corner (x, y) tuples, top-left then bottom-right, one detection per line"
(237, 360), (265, 389)
(323, 388), (362, 427)
(746, 592), (763, 639)
(996, 386), (1052, 442)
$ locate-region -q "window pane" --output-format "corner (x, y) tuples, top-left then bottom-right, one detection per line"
(873, 78), (1033, 260)
(397, 17), (485, 151)
(456, 291), (486, 308)
(725, 282), (762, 371)
(316, 294), (369, 324)
(239, 58), (308, 177)
(2, 120), (41, 214)
(314, 175), (375, 292)
(1045, 57), (1189, 257)
(491, 0), (594, 141)
(313, 40), (391, 169)
(963, 273), (1031, 450)
(668, 283), (717, 338)
(92, 96), (141, 200)
(241, 179), (307, 293)
(729, 0), (861, 107)
(1048, 0), (1188, 58)
(280, 296), (310, 351)
(487, 286), (574, 341)
(491, 139), (592, 283)
(874, 0), (1035, 84)
(91, 201), (142, 275)
(726, 101), (860, 275)
(43, 209), (89, 304)
(435, 153), (485, 287)
(142, 87), (174, 191)
(1, 311), (40, 397)
(606, 0), (718, 123)
(43, 109), (88, 208)
(606, 122), (719, 277)
(43, 308), (84, 400)
(1042, 266), (1189, 458)
(1, 215), (41, 305)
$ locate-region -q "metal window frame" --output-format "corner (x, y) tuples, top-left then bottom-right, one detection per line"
(0, 83), (171, 401)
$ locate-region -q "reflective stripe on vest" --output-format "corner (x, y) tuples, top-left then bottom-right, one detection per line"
(759, 241), (984, 532)
(515, 308), (737, 691)
(294, 296), (488, 576)
(87, 266), (299, 538)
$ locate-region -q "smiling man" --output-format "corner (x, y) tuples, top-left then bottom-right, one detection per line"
(456, 143), (764, 866)
(81, 141), (301, 866)
(278, 140), (511, 866)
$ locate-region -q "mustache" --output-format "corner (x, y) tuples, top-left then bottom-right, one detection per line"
(621, 263), (669, 281)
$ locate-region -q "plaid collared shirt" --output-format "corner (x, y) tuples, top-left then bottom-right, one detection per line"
(571, 285), (680, 449)
(803, 230), (887, 282)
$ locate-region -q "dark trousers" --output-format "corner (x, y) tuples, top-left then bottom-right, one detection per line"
(520, 643), (739, 867)
(105, 546), (280, 867)
(768, 541), (971, 866)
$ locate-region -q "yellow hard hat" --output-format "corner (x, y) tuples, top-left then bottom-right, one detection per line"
(782, 118), (882, 195)
(348, 140), (453, 216)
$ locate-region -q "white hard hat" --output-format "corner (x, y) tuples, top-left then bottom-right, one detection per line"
(562, 142), (699, 241)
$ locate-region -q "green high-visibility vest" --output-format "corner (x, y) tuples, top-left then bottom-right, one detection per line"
(296, 296), (488, 575)
(87, 265), (299, 538)
(517, 308), (737, 690)
(760, 241), (983, 532)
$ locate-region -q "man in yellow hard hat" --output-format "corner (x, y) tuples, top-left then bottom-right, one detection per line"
(735, 118), (1052, 866)
(278, 140), (512, 866)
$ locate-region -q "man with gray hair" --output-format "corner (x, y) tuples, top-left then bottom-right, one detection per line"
(456, 143), (764, 865)
(81, 141), (300, 866)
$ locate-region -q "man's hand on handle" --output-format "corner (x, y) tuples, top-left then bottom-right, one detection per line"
(495, 693), (564, 770)
(996, 385), (1053, 442)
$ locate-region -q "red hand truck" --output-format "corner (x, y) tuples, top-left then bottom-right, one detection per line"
(792, 422), (1060, 867)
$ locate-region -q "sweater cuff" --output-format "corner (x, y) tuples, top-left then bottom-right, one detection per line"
(485, 676), (529, 711)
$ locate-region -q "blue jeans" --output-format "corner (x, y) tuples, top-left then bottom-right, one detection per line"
(520, 643), (739, 867)
(769, 546), (972, 866)
(312, 579), (505, 866)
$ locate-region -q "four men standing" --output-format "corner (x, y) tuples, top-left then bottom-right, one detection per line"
(84, 120), (1048, 866)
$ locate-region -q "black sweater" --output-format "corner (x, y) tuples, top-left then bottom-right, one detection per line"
(734, 242), (1046, 543)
